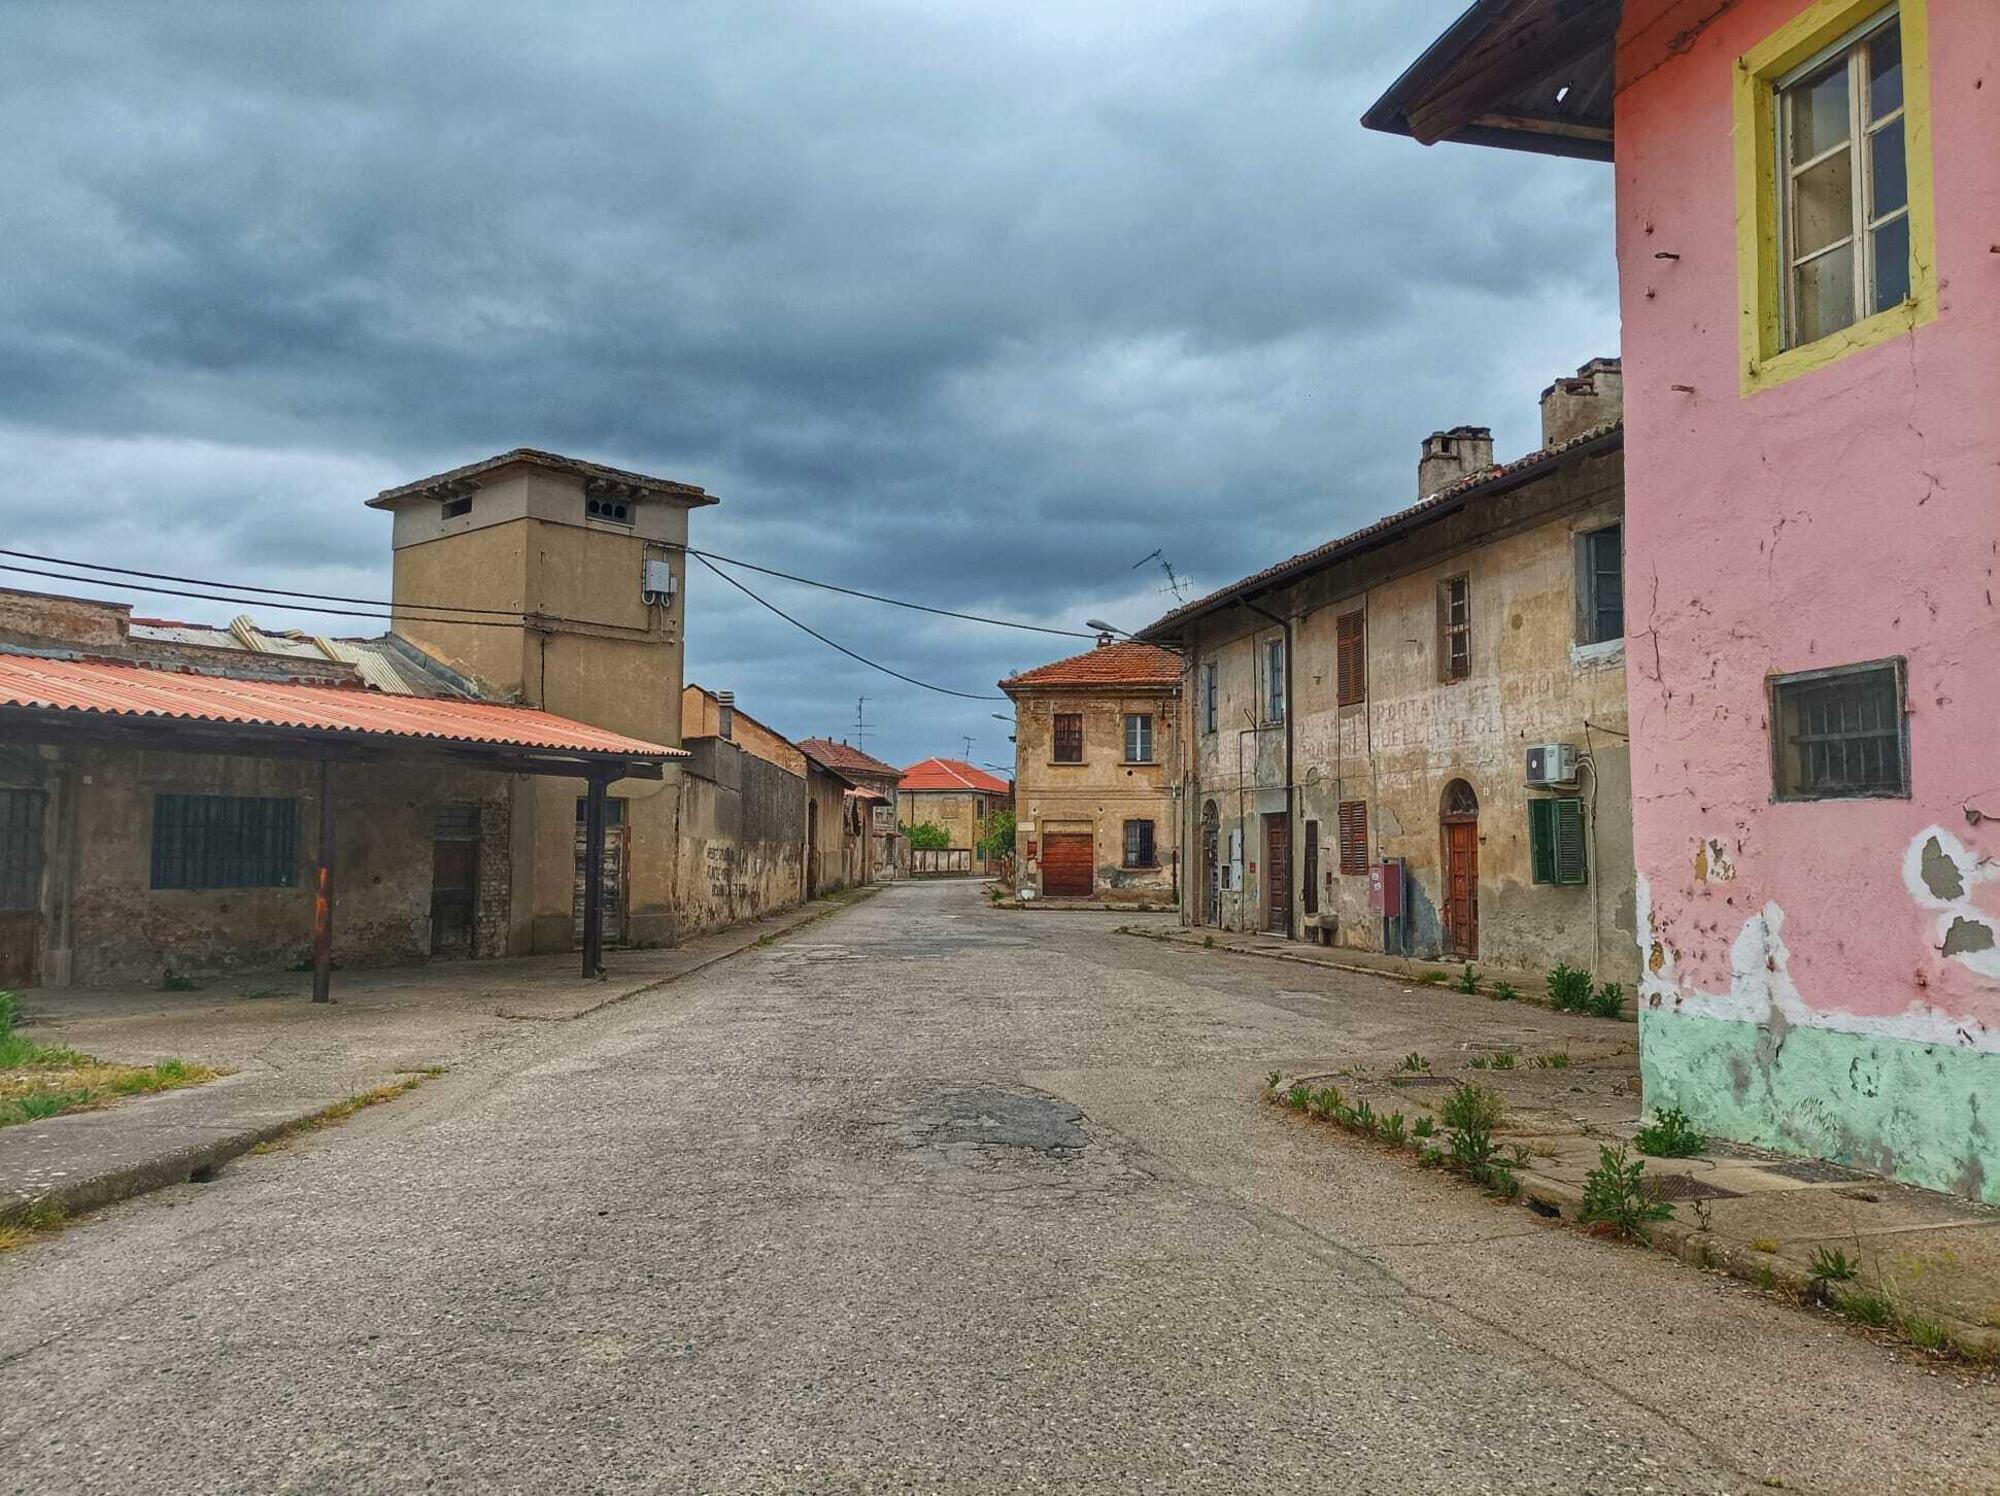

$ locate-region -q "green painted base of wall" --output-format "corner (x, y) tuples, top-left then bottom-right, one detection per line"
(1639, 1010), (2000, 1205)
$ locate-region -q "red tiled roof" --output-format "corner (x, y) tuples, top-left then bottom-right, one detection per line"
(0, 654), (681, 762)
(1139, 422), (1623, 639)
(797, 738), (900, 778)
(371, 448), (714, 508)
(899, 758), (1012, 794)
(999, 641), (1182, 692)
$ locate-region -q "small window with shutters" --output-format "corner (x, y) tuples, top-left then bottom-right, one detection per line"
(1337, 800), (1368, 876)
(1528, 798), (1588, 885)
(1052, 712), (1084, 763)
(1302, 821), (1320, 914)
(1336, 610), (1365, 706)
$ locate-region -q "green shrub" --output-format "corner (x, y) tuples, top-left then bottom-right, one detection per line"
(1412, 1116), (1435, 1140)
(1488, 981), (1518, 1002)
(1808, 1246), (1859, 1295)
(1580, 1145), (1673, 1242)
(1379, 1111), (1407, 1144)
(1488, 1052), (1516, 1071)
(1530, 1052), (1571, 1070)
(1588, 981), (1627, 1019)
(1283, 1083), (1311, 1112)
(1418, 970), (1449, 986)
(1455, 965), (1480, 995)
(1442, 1082), (1503, 1172)
(1418, 1145), (1444, 1168)
(1398, 1052), (1430, 1073)
(1546, 963), (1593, 1012)
(1836, 1287), (1894, 1328)
(1903, 1314), (1949, 1351)
(0, 990), (17, 1040)
(1351, 1100), (1376, 1133)
(1634, 1106), (1706, 1158)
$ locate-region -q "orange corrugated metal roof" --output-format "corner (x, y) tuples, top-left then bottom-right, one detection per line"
(999, 641), (1182, 692)
(0, 654), (681, 761)
(899, 758), (1012, 794)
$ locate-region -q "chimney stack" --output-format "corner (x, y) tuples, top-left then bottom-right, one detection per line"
(716, 690), (735, 741)
(1418, 426), (1495, 498)
(1540, 357), (1623, 447)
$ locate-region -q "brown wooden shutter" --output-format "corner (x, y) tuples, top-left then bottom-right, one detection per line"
(1337, 800), (1368, 875)
(1336, 611), (1365, 706)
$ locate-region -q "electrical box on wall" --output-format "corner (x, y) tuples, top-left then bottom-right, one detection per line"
(1524, 742), (1578, 787)
(641, 559), (677, 605)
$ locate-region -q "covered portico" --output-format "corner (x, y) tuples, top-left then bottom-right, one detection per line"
(0, 655), (680, 995)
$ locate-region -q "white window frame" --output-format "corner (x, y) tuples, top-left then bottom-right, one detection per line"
(1264, 638), (1286, 724)
(1123, 712), (1155, 764)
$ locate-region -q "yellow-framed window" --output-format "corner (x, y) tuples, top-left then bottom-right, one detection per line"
(1733, 0), (1935, 392)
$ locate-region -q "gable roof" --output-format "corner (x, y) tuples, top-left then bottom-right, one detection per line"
(1139, 422), (1622, 641)
(899, 758), (1013, 795)
(797, 737), (900, 779)
(999, 641), (1182, 694)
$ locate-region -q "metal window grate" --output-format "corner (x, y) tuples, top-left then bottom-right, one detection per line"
(433, 802), (482, 840)
(1123, 819), (1155, 868)
(1772, 660), (1906, 799)
(150, 794), (298, 890)
(0, 789), (44, 912)
(1439, 576), (1470, 681)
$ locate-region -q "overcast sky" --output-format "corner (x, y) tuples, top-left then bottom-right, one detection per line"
(1, 1), (1617, 772)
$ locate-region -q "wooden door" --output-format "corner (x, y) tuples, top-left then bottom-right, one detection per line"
(1445, 819), (1479, 957)
(1264, 813), (1291, 935)
(430, 838), (479, 957)
(1041, 833), (1094, 898)
(0, 789), (43, 987)
(1202, 813), (1220, 926)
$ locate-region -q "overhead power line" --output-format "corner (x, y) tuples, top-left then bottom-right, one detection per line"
(670, 546), (1094, 640)
(0, 562), (531, 631)
(693, 554), (1006, 702)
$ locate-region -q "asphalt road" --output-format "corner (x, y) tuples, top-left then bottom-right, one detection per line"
(3, 882), (1994, 1494)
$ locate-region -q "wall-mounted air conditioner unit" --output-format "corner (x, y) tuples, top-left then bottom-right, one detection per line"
(1524, 743), (1579, 787)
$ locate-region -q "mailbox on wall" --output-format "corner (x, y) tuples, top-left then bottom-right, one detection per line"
(1369, 859), (1404, 917)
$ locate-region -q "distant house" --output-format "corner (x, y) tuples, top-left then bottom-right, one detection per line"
(1000, 640), (1182, 906)
(897, 759), (1013, 876)
(1140, 366), (1633, 981)
(798, 739), (903, 880)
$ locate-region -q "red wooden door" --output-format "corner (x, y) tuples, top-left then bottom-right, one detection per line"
(1445, 819), (1479, 957)
(1264, 814), (1291, 935)
(1041, 833), (1094, 898)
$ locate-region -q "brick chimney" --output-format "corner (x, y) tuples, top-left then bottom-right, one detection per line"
(1418, 426), (1495, 498)
(1540, 357), (1623, 447)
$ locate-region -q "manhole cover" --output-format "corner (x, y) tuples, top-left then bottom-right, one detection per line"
(1390, 1075), (1458, 1089)
(1765, 1158), (1875, 1185)
(1647, 1173), (1742, 1202)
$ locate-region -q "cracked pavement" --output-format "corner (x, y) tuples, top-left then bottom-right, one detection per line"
(1, 881), (1994, 1493)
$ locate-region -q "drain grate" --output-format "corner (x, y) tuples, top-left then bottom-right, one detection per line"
(1765, 1158), (1875, 1185)
(1389, 1075), (1459, 1088)
(1647, 1173), (1742, 1202)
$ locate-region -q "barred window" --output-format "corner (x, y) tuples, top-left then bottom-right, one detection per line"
(0, 789), (43, 911)
(433, 802), (482, 839)
(151, 794), (298, 890)
(1122, 819), (1156, 868)
(1053, 713), (1084, 763)
(1770, 658), (1907, 800)
(1438, 575), (1470, 681)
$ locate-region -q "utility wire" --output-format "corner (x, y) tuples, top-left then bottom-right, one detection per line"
(0, 562), (531, 631)
(694, 554), (1006, 702)
(668, 545), (1093, 640)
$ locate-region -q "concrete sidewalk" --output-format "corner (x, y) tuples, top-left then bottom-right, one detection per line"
(1124, 919), (2000, 1358)
(1, 884), (882, 1227)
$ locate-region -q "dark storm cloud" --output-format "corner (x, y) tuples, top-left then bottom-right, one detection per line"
(0, 0), (1616, 766)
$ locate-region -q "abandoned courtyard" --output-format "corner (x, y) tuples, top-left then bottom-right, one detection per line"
(0, 880), (1993, 1494)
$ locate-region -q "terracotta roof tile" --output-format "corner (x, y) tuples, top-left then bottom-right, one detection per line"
(999, 641), (1183, 692)
(797, 738), (900, 778)
(0, 654), (680, 762)
(899, 758), (1013, 794)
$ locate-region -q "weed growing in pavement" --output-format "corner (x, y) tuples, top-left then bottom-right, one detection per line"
(1579, 1145), (1673, 1242)
(1836, 1287), (1894, 1328)
(1412, 1116), (1435, 1140)
(1546, 963), (1593, 1013)
(1635, 1106), (1706, 1158)
(1398, 1052), (1430, 1073)
(1508, 1143), (1533, 1168)
(1442, 1082), (1503, 1174)
(1283, 1083), (1312, 1112)
(1418, 1145), (1444, 1168)
(1808, 1246), (1859, 1296)
(1455, 965), (1481, 994)
(1750, 1237), (1781, 1254)
(1266, 1071), (1282, 1091)
(160, 971), (200, 992)
(1419, 970), (1449, 986)
(1488, 1052), (1516, 1071)
(1530, 1052), (1572, 1070)
(1486, 1163), (1520, 1200)
(1755, 1267), (1778, 1291)
(1203, 935), (1215, 948)
(250, 1073), (440, 1155)
(1588, 981), (1627, 1019)
(1351, 1100), (1376, 1133)
(1309, 1086), (1344, 1121)
(1903, 1314), (1949, 1351)
(1379, 1112), (1407, 1144)
(1488, 981), (1518, 1002)
(1468, 1055), (1489, 1070)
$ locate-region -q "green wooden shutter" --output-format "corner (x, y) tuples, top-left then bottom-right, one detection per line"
(1527, 799), (1555, 885)
(1554, 797), (1588, 885)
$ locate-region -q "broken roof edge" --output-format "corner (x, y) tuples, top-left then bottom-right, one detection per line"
(1137, 421), (1622, 642)
(370, 448), (717, 509)
(1360, 0), (1618, 163)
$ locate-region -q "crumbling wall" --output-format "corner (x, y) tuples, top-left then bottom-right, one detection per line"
(674, 738), (805, 936)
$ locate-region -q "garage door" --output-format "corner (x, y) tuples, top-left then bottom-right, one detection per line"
(1041, 833), (1095, 899)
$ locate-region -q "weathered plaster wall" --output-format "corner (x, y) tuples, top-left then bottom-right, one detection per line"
(32, 747), (511, 986)
(1185, 447), (1636, 982)
(1615, 0), (2000, 1197)
(1011, 687), (1179, 903)
(804, 766), (856, 897)
(674, 738), (805, 936)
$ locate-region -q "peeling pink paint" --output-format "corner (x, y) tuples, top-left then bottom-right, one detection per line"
(1615, 0), (2000, 1030)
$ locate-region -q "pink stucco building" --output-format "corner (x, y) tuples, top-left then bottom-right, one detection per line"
(1368, 0), (2000, 1200)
